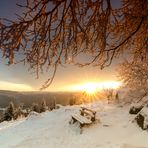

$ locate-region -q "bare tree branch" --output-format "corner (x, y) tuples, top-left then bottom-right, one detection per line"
(0, 0), (147, 89)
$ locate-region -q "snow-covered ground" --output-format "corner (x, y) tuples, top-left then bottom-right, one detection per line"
(0, 101), (148, 148)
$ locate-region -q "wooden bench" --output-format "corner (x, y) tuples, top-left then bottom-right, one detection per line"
(70, 107), (97, 133)
(80, 107), (96, 122)
(70, 114), (92, 133)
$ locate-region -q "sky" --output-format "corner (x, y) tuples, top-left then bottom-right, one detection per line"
(0, 0), (123, 92)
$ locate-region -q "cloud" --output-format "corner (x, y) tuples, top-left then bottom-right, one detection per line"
(0, 81), (34, 91)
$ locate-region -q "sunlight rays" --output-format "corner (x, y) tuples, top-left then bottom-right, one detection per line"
(68, 81), (122, 93)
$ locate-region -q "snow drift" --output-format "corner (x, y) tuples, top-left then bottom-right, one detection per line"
(0, 101), (148, 148)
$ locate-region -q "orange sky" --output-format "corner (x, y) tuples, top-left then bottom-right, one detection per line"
(0, 0), (122, 92)
(0, 62), (122, 91)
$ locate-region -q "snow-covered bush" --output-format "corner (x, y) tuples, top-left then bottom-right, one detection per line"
(13, 106), (27, 119)
(0, 102), (28, 122)
(98, 89), (119, 104)
(55, 104), (63, 109)
(27, 111), (40, 120)
(32, 103), (40, 113)
(118, 61), (148, 102)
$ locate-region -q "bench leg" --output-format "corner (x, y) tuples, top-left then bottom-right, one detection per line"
(69, 117), (74, 124)
(80, 123), (84, 134)
(70, 117), (77, 124)
(91, 117), (95, 122)
(69, 119), (72, 124)
(73, 118), (77, 124)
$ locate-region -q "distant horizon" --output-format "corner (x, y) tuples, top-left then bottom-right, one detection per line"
(0, 81), (121, 93)
(0, 88), (83, 93)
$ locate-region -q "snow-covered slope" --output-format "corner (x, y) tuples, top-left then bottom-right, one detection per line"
(0, 102), (148, 148)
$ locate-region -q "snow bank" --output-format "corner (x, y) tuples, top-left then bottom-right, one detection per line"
(27, 111), (40, 120)
(0, 101), (147, 148)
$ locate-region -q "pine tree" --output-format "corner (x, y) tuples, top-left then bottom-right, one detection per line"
(32, 103), (40, 113)
(13, 106), (24, 120)
(40, 99), (47, 113)
(4, 102), (15, 121)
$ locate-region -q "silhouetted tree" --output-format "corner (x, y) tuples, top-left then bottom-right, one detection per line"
(32, 103), (40, 113)
(13, 106), (22, 120)
(53, 97), (56, 109)
(40, 99), (47, 112)
(4, 102), (15, 121)
(115, 92), (119, 104)
(69, 97), (75, 105)
(0, 0), (147, 89)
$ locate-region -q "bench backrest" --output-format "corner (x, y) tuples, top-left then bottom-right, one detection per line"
(81, 107), (96, 115)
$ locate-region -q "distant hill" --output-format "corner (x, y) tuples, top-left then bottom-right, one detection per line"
(0, 90), (77, 108)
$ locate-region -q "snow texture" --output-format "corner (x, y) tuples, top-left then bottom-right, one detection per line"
(0, 101), (148, 148)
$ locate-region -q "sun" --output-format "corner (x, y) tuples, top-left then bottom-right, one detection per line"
(80, 82), (98, 95)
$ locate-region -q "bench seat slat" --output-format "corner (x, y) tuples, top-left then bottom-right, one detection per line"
(72, 114), (92, 124)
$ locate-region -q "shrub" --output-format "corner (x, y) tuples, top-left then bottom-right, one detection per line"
(32, 103), (40, 113)
(40, 99), (47, 113)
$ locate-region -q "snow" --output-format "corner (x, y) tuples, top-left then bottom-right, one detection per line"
(0, 101), (148, 148)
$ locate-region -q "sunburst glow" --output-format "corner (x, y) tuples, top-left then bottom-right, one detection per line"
(80, 83), (98, 94)
(67, 81), (122, 93)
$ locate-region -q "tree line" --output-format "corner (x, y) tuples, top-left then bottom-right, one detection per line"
(0, 99), (49, 122)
